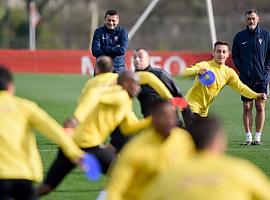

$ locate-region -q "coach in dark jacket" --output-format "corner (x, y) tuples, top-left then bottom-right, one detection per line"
(232, 9), (270, 145)
(92, 10), (128, 73)
(134, 48), (193, 127)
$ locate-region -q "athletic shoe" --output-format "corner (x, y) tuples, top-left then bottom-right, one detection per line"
(241, 141), (252, 146)
(252, 141), (262, 145)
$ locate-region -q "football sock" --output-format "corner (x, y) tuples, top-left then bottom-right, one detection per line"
(255, 132), (261, 142)
(245, 132), (252, 142)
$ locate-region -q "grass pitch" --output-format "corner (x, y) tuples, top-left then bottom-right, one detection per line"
(14, 73), (270, 200)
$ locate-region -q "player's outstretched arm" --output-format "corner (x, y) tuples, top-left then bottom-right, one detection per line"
(137, 71), (173, 99)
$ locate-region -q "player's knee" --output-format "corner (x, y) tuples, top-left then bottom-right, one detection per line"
(256, 104), (265, 113)
(36, 184), (54, 197)
(243, 104), (252, 112)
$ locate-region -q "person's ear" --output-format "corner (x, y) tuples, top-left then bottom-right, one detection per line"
(7, 82), (15, 94)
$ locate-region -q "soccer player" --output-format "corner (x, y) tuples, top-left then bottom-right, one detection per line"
(92, 10), (128, 73)
(134, 48), (193, 127)
(182, 41), (266, 118)
(63, 55), (118, 129)
(64, 56), (174, 152)
(0, 66), (84, 200)
(232, 9), (270, 145)
(105, 100), (195, 200)
(37, 71), (158, 196)
(141, 117), (270, 200)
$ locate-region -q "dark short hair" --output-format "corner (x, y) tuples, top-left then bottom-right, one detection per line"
(149, 99), (173, 115)
(135, 48), (147, 52)
(187, 116), (222, 151)
(246, 9), (257, 15)
(214, 41), (230, 51)
(104, 10), (119, 19)
(96, 56), (113, 73)
(0, 66), (13, 91)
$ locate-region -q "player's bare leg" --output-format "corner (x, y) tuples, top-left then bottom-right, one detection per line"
(243, 101), (253, 145)
(36, 184), (53, 196)
(254, 99), (266, 145)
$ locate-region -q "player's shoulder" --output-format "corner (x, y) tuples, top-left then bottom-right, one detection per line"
(224, 65), (236, 74)
(121, 128), (158, 156)
(103, 85), (129, 97)
(260, 28), (270, 37)
(196, 60), (210, 67)
(14, 96), (40, 112)
(87, 73), (118, 86)
(234, 29), (247, 38)
(170, 128), (194, 145)
(150, 67), (170, 78)
(94, 26), (103, 33)
(115, 26), (128, 34)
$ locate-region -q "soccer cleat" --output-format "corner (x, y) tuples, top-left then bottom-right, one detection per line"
(252, 141), (262, 145)
(241, 141), (252, 146)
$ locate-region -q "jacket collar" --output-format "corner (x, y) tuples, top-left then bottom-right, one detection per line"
(103, 25), (117, 33)
(135, 65), (152, 72)
(246, 25), (261, 35)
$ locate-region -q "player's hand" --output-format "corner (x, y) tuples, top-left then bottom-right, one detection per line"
(198, 68), (208, 75)
(63, 117), (79, 128)
(257, 93), (267, 100)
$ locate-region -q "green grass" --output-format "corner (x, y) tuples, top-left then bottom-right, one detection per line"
(14, 73), (270, 199)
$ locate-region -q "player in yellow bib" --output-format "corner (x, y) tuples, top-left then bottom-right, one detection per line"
(0, 66), (84, 200)
(182, 41), (266, 117)
(37, 70), (172, 196)
(105, 100), (195, 200)
(141, 116), (270, 200)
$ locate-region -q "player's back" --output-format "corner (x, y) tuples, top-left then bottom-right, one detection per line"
(106, 127), (195, 200)
(73, 86), (132, 148)
(141, 152), (270, 200)
(0, 91), (44, 181)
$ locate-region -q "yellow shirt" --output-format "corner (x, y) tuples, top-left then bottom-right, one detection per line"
(73, 86), (152, 148)
(106, 127), (195, 200)
(75, 71), (173, 122)
(0, 91), (84, 182)
(76, 72), (118, 114)
(141, 152), (270, 200)
(182, 59), (259, 116)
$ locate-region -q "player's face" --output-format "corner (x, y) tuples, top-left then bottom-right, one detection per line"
(212, 128), (227, 154)
(213, 45), (229, 65)
(104, 15), (119, 30)
(245, 12), (259, 30)
(126, 77), (141, 97)
(133, 50), (150, 70)
(152, 103), (178, 138)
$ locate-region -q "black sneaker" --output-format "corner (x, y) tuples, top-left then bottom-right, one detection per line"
(241, 141), (252, 146)
(252, 141), (262, 145)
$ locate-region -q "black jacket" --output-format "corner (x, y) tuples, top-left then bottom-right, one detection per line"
(136, 66), (193, 127)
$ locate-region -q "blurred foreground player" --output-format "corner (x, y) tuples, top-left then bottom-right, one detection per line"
(63, 55), (117, 129)
(182, 41), (266, 117)
(64, 56), (174, 153)
(0, 66), (84, 200)
(37, 71), (153, 196)
(141, 117), (270, 200)
(105, 100), (194, 200)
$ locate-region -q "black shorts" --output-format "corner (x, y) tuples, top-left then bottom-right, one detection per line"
(110, 127), (132, 153)
(241, 82), (269, 102)
(0, 179), (37, 200)
(44, 146), (115, 189)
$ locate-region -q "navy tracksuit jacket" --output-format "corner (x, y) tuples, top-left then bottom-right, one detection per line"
(232, 26), (270, 84)
(91, 26), (128, 73)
